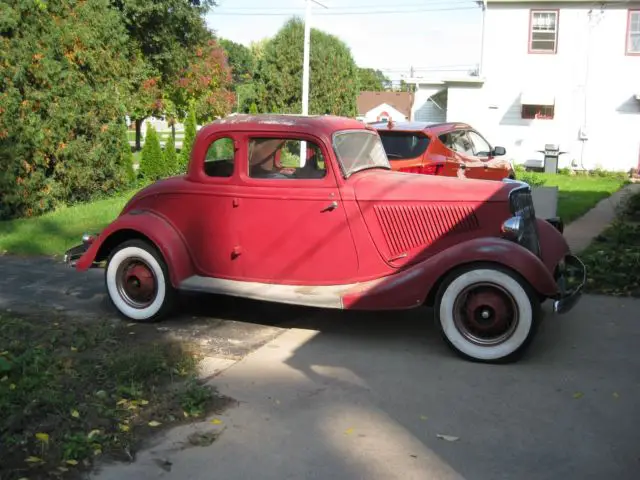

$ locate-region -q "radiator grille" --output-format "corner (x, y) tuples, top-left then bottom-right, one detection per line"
(374, 204), (479, 257)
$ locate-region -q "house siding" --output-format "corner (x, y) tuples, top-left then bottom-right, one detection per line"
(448, 1), (640, 171)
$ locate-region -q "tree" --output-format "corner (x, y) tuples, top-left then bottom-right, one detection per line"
(170, 39), (235, 124)
(164, 132), (178, 175)
(0, 0), (134, 220)
(111, 0), (218, 148)
(357, 68), (390, 92)
(139, 124), (165, 180)
(118, 120), (137, 184)
(219, 38), (255, 85)
(254, 18), (358, 116)
(179, 104), (197, 172)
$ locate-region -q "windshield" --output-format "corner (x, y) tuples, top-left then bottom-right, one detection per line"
(378, 132), (430, 160)
(332, 130), (391, 177)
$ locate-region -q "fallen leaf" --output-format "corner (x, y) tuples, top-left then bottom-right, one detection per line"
(613, 392), (620, 399)
(9, 383), (16, 390)
(410, 454), (418, 458)
(1, 375), (7, 382)
(87, 429), (101, 439)
(140, 399), (149, 405)
(420, 415), (428, 421)
(26, 456), (43, 463)
(70, 347), (78, 352)
(66, 459), (78, 466)
(71, 409), (80, 418)
(57, 466), (69, 473)
(210, 418), (222, 425)
(148, 420), (162, 427)
(344, 428), (354, 435)
(436, 434), (460, 442)
(572, 392), (584, 399)
(35, 432), (49, 443)
(118, 424), (130, 432)
(116, 398), (128, 406)
(94, 449), (102, 456)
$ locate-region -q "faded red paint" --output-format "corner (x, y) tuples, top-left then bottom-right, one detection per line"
(75, 114), (571, 310)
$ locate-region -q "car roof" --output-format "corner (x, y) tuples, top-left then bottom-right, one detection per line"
(200, 114), (372, 138)
(371, 121), (472, 135)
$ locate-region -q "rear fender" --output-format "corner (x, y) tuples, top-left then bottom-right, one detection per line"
(342, 237), (559, 310)
(75, 211), (195, 288)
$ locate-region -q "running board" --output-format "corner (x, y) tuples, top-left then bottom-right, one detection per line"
(179, 276), (377, 309)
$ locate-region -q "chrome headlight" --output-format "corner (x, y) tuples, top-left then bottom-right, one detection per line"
(501, 216), (524, 240)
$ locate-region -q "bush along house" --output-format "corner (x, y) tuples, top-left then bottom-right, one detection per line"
(408, 0), (640, 173)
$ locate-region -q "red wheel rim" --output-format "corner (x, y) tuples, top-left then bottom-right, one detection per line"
(115, 258), (157, 309)
(452, 282), (519, 346)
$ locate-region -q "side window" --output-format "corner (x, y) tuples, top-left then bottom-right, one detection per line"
(248, 137), (327, 180)
(204, 137), (234, 178)
(450, 131), (475, 156)
(467, 131), (492, 157)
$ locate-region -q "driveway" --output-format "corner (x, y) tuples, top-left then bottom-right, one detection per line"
(2, 257), (640, 479)
(92, 295), (640, 480)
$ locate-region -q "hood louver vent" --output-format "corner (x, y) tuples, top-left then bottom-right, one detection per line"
(374, 204), (479, 257)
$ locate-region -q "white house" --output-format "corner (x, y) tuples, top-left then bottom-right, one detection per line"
(410, 0), (640, 172)
(356, 91), (414, 123)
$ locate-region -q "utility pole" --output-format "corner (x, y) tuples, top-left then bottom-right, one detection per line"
(478, 0), (487, 76)
(301, 0), (328, 116)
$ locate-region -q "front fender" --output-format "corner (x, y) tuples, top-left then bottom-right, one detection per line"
(342, 237), (559, 310)
(75, 210), (195, 288)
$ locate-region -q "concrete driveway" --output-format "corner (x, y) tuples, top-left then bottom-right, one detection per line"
(93, 295), (640, 480)
(2, 256), (639, 479)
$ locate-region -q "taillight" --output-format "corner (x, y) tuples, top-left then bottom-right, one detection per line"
(399, 163), (444, 175)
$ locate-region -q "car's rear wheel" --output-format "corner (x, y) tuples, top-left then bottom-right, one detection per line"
(434, 265), (541, 363)
(105, 239), (176, 322)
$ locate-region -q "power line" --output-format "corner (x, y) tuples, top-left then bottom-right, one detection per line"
(212, 6), (478, 16)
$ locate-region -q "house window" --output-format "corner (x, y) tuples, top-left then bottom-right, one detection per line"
(627, 10), (640, 55)
(521, 105), (555, 120)
(529, 10), (558, 53)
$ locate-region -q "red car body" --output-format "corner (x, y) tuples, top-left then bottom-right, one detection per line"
(373, 121), (515, 181)
(65, 114), (584, 363)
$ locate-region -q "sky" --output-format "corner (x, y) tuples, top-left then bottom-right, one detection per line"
(205, 0), (483, 81)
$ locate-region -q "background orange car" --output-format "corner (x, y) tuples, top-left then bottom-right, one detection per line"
(373, 121), (515, 181)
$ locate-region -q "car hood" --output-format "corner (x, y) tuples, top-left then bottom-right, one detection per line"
(350, 169), (514, 203)
(350, 169), (517, 269)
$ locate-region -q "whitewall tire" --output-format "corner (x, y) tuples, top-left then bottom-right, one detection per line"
(105, 240), (176, 322)
(435, 266), (541, 363)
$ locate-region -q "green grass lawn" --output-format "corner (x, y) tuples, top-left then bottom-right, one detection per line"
(0, 191), (137, 256)
(518, 172), (628, 223)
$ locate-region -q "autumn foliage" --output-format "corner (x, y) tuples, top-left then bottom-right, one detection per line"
(172, 40), (235, 123)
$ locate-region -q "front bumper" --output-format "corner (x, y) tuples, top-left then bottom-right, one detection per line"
(63, 233), (97, 267)
(552, 254), (586, 314)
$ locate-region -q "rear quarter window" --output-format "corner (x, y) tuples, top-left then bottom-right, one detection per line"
(378, 132), (430, 161)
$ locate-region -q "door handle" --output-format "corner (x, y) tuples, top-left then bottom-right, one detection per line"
(322, 201), (338, 212)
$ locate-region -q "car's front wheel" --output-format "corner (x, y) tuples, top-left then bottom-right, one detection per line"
(105, 239), (176, 322)
(435, 265), (541, 363)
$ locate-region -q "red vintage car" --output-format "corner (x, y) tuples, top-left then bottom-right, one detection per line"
(65, 114), (585, 363)
(373, 120), (515, 181)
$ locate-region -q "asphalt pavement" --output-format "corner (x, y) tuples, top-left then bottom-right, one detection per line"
(1, 256), (639, 479)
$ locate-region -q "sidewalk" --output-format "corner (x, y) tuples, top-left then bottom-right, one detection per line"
(563, 183), (640, 253)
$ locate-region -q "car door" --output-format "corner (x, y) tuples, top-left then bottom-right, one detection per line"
(232, 132), (359, 285)
(167, 133), (242, 280)
(441, 130), (479, 178)
(466, 130), (509, 180)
